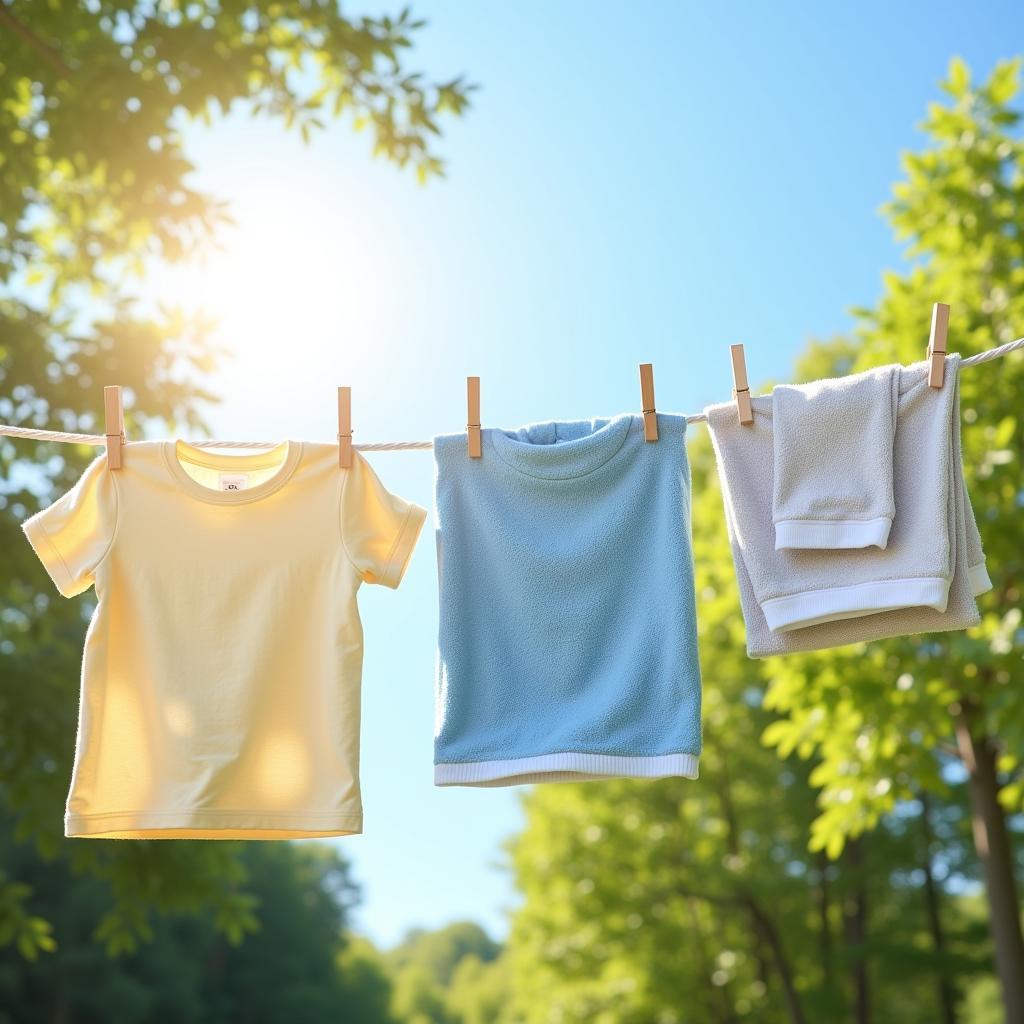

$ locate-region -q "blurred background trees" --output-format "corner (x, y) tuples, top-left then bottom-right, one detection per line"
(0, 822), (398, 1022)
(495, 57), (1024, 1024)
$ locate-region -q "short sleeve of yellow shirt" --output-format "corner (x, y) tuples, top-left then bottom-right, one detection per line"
(20, 439), (427, 839)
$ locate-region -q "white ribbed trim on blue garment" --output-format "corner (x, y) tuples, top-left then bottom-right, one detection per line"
(434, 751), (700, 787)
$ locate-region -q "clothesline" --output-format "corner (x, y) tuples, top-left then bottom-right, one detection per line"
(1, 337), (1022, 452)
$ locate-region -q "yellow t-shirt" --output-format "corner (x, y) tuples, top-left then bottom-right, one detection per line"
(21, 438), (426, 839)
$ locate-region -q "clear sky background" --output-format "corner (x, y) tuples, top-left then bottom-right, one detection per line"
(147, 1), (1024, 947)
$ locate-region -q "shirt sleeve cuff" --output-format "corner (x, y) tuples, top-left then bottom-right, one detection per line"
(378, 502), (428, 589)
(968, 561), (993, 597)
(22, 516), (78, 599)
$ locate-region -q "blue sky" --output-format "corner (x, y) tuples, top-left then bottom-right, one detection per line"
(153, 1), (1024, 946)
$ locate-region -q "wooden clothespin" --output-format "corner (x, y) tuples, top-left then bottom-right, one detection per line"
(337, 386), (353, 468)
(467, 376), (482, 458)
(928, 301), (950, 388)
(103, 385), (125, 469)
(639, 363), (658, 442)
(730, 345), (753, 425)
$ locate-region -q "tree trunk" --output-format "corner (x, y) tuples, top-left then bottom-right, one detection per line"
(746, 898), (808, 1024)
(919, 792), (958, 1024)
(51, 984), (71, 1024)
(714, 746), (807, 1024)
(816, 851), (834, 991)
(842, 839), (870, 1024)
(0, 8), (73, 75)
(953, 700), (1024, 1022)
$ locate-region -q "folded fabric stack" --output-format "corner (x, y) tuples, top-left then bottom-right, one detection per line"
(705, 354), (992, 658)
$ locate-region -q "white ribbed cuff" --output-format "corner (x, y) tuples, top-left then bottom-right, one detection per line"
(968, 562), (993, 596)
(761, 576), (951, 632)
(774, 516), (892, 551)
(434, 751), (700, 787)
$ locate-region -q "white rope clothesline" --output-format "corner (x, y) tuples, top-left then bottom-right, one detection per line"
(1, 337), (1022, 453)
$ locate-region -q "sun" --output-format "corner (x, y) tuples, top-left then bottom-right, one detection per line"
(144, 138), (404, 389)
(155, 186), (352, 359)
(141, 119), (430, 433)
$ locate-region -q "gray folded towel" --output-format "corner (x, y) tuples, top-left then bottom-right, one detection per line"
(705, 355), (992, 657)
(772, 364), (900, 550)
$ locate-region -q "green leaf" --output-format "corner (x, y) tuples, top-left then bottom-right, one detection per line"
(987, 57), (1022, 106)
(946, 56), (971, 99)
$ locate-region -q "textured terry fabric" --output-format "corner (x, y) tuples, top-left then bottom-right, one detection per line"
(705, 356), (992, 657)
(21, 439), (426, 839)
(772, 364), (900, 550)
(432, 413), (702, 786)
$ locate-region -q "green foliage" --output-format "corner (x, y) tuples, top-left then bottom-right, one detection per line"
(0, 1), (472, 958)
(0, 0), (472, 298)
(389, 921), (501, 988)
(387, 922), (505, 1024)
(0, 870), (55, 961)
(0, 824), (396, 1023)
(338, 937), (401, 1024)
(444, 953), (514, 1024)
(961, 975), (1005, 1024)
(502, 729), (991, 1021)
(499, 57), (1023, 1024)
(761, 55), (1024, 857)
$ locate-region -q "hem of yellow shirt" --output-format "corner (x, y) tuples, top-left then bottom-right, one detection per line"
(64, 809), (364, 840)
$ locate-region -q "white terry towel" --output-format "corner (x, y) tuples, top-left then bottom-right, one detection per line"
(772, 364), (900, 550)
(705, 355), (992, 657)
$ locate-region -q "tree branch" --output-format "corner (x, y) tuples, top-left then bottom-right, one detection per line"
(0, 6), (73, 77)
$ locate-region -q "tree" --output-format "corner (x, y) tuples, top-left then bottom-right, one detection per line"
(500, 58), (1024, 1023)
(338, 937), (401, 1024)
(501, 434), (992, 1024)
(444, 953), (514, 1024)
(389, 922), (502, 990)
(0, 0), (472, 955)
(760, 56), (1024, 1020)
(387, 922), (503, 1024)
(0, 818), (397, 1022)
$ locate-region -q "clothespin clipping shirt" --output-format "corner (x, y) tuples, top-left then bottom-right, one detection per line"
(639, 363), (659, 441)
(104, 385), (125, 470)
(337, 386), (353, 469)
(928, 302), (950, 389)
(467, 376), (482, 458)
(730, 345), (754, 425)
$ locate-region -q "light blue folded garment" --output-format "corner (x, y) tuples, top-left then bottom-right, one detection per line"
(432, 413), (702, 786)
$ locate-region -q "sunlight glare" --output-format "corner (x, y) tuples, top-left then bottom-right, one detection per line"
(148, 167), (399, 381)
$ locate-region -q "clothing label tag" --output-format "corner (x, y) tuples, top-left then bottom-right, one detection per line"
(218, 473), (250, 492)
